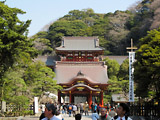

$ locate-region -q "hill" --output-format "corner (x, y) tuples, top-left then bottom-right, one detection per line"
(31, 0), (160, 56)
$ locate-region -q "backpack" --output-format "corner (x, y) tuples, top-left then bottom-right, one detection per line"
(69, 106), (72, 110)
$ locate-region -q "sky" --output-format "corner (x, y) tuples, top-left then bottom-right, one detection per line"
(5, 0), (140, 37)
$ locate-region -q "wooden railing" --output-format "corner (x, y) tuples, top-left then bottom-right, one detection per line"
(129, 101), (160, 118)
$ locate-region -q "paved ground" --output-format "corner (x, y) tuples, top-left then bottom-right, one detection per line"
(15, 113), (92, 120)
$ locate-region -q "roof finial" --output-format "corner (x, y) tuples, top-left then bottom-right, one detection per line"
(77, 70), (84, 76)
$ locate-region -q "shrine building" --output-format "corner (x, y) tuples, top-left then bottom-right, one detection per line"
(55, 36), (109, 107)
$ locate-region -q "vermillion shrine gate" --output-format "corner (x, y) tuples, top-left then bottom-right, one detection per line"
(55, 36), (109, 107)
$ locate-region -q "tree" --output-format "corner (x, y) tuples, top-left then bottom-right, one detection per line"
(103, 57), (120, 79)
(47, 20), (88, 48)
(118, 59), (129, 97)
(0, 2), (37, 101)
(103, 57), (130, 102)
(134, 28), (160, 101)
(0, 66), (31, 116)
(32, 31), (53, 55)
(118, 59), (129, 80)
(24, 61), (62, 98)
(103, 57), (120, 102)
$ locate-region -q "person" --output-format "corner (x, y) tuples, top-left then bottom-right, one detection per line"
(68, 104), (73, 117)
(94, 103), (97, 112)
(42, 104), (60, 120)
(80, 102), (84, 115)
(41, 104), (45, 113)
(109, 107), (116, 117)
(110, 103), (132, 120)
(39, 112), (45, 120)
(84, 102), (89, 116)
(92, 110), (99, 120)
(75, 113), (82, 120)
(55, 110), (63, 120)
(97, 104), (101, 115)
(99, 108), (111, 120)
(91, 103), (94, 113)
(72, 104), (77, 117)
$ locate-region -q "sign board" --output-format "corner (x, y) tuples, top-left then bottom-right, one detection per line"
(129, 52), (135, 102)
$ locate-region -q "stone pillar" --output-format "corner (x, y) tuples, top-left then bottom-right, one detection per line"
(1, 101), (6, 113)
(100, 90), (103, 107)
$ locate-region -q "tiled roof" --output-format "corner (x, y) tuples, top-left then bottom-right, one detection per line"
(112, 94), (129, 102)
(55, 61), (109, 84)
(56, 36), (104, 51)
(33, 55), (60, 66)
(101, 56), (128, 65)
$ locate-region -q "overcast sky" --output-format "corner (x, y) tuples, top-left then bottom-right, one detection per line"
(5, 0), (140, 37)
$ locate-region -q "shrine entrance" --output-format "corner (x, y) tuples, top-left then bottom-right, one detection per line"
(74, 96), (87, 104)
(56, 36), (110, 107)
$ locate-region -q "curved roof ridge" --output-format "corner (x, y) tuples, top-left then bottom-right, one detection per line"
(62, 84), (101, 91)
(70, 75), (99, 84)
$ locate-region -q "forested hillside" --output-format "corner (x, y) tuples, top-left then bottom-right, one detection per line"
(32, 0), (160, 56)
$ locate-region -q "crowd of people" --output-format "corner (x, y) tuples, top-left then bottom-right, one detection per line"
(39, 102), (132, 120)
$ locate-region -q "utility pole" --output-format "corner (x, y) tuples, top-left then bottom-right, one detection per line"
(126, 39), (137, 102)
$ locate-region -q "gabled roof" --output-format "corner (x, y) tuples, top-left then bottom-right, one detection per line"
(56, 36), (104, 51)
(55, 61), (109, 84)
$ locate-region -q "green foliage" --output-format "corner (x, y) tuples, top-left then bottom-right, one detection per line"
(0, 3), (36, 77)
(103, 57), (120, 79)
(0, 3), (61, 115)
(8, 96), (30, 116)
(39, 8), (133, 55)
(47, 20), (88, 48)
(0, 2), (37, 102)
(32, 31), (53, 55)
(103, 57), (130, 102)
(134, 28), (160, 100)
(31, 0), (160, 57)
(118, 59), (129, 80)
(103, 58), (120, 101)
(24, 61), (62, 97)
(1, 60), (61, 105)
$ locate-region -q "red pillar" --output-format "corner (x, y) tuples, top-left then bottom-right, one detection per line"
(58, 91), (61, 104)
(69, 91), (72, 104)
(100, 90), (103, 107)
(89, 91), (92, 109)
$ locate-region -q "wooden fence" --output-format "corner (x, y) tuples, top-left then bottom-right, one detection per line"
(0, 104), (34, 116)
(129, 101), (160, 118)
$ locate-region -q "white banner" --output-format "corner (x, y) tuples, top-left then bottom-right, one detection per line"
(129, 52), (135, 102)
